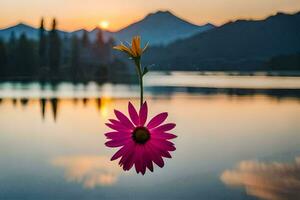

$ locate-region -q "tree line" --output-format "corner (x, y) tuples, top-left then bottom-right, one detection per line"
(0, 18), (130, 83)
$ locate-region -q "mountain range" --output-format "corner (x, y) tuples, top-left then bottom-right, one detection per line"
(0, 10), (215, 46)
(1, 10), (299, 71)
(112, 11), (214, 45)
(144, 11), (300, 70)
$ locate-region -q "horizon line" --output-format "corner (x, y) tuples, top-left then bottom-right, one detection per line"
(0, 9), (299, 33)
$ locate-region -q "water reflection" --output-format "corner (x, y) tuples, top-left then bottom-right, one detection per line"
(221, 157), (300, 200)
(20, 98), (29, 106)
(1, 73), (300, 101)
(0, 93), (299, 199)
(0, 87), (300, 121)
(51, 155), (122, 188)
(40, 98), (47, 119)
(12, 98), (17, 106)
(1, 97), (109, 121)
(149, 86), (300, 101)
(0, 74), (299, 199)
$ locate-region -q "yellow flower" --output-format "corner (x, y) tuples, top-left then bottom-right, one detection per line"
(113, 36), (148, 58)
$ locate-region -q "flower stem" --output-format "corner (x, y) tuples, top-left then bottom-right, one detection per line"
(139, 74), (143, 108)
(134, 59), (143, 108)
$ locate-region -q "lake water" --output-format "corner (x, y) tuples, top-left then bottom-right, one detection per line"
(0, 72), (300, 200)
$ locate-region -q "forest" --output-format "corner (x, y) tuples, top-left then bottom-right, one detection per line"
(0, 19), (130, 83)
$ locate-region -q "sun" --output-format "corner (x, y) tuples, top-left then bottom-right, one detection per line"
(99, 20), (109, 30)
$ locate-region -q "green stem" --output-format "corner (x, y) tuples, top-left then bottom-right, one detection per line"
(134, 59), (143, 108)
(139, 74), (143, 108)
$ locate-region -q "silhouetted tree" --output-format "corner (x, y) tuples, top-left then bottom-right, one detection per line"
(107, 37), (115, 47)
(0, 39), (7, 77)
(6, 31), (17, 76)
(81, 30), (90, 48)
(0, 19), (128, 82)
(96, 29), (105, 49)
(15, 33), (37, 77)
(8, 31), (16, 46)
(71, 35), (80, 79)
(61, 33), (70, 66)
(94, 29), (108, 64)
(48, 18), (61, 76)
(106, 37), (115, 62)
(39, 18), (47, 68)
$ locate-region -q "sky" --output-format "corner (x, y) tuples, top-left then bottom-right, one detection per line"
(1, 0), (300, 31)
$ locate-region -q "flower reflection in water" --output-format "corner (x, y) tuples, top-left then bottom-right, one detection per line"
(51, 155), (122, 188)
(221, 157), (300, 200)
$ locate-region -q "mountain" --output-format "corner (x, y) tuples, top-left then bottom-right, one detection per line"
(0, 10), (215, 46)
(112, 11), (214, 46)
(0, 23), (39, 40)
(70, 28), (112, 42)
(144, 11), (300, 70)
(0, 23), (113, 43)
(0, 22), (72, 41)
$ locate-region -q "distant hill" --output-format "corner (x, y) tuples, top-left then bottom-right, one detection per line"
(0, 22), (73, 41)
(0, 10), (214, 46)
(0, 23), (40, 41)
(112, 10), (214, 46)
(70, 28), (113, 42)
(144, 11), (300, 71)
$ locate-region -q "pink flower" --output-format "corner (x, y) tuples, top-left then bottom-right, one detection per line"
(104, 101), (177, 175)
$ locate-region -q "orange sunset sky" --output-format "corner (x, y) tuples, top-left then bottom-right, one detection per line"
(1, 0), (300, 31)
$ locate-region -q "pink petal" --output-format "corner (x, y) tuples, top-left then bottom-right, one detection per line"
(134, 145), (143, 173)
(146, 157), (154, 172)
(149, 141), (172, 158)
(123, 149), (136, 171)
(108, 119), (129, 129)
(151, 151), (164, 168)
(121, 150), (135, 171)
(144, 146), (154, 171)
(108, 119), (118, 124)
(140, 146), (147, 175)
(151, 139), (176, 151)
(147, 143), (165, 168)
(128, 102), (139, 126)
(105, 131), (130, 139)
(147, 112), (168, 129)
(139, 101), (148, 126)
(105, 123), (131, 132)
(133, 145), (147, 174)
(119, 143), (135, 167)
(151, 123), (176, 132)
(151, 132), (177, 140)
(110, 144), (130, 160)
(105, 131), (119, 137)
(105, 137), (130, 147)
(114, 109), (135, 129)
(161, 151), (172, 158)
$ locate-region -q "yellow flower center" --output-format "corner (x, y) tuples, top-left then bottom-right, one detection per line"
(132, 127), (150, 144)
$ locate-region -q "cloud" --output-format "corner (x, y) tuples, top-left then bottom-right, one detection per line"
(51, 155), (122, 188)
(220, 157), (300, 200)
